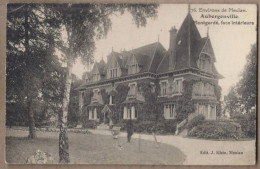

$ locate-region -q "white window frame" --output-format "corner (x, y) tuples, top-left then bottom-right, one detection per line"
(160, 80), (168, 96)
(164, 103), (176, 119)
(128, 82), (137, 98)
(172, 77), (184, 95)
(92, 88), (100, 103)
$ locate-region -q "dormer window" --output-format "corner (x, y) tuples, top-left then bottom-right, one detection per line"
(107, 56), (121, 79)
(129, 64), (138, 74)
(199, 54), (212, 72)
(110, 68), (118, 78)
(127, 55), (139, 75)
(93, 73), (100, 82)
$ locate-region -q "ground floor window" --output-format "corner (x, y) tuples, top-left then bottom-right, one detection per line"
(123, 106), (137, 119)
(196, 103), (216, 120)
(89, 108), (98, 120)
(164, 103), (176, 119)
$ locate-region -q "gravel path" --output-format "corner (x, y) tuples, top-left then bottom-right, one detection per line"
(88, 129), (256, 165)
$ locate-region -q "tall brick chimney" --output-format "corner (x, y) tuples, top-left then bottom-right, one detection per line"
(169, 26), (177, 70)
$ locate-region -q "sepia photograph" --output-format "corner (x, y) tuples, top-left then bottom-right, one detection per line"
(5, 3), (257, 165)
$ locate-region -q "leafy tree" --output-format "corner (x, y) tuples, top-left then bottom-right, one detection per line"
(225, 44), (257, 116)
(7, 4), (64, 138)
(224, 44), (257, 137)
(67, 76), (83, 126)
(46, 4), (158, 163)
(237, 44), (257, 112)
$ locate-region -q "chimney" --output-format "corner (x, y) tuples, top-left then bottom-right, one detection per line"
(169, 26), (177, 70)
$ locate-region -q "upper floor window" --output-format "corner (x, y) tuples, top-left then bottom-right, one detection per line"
(161, 81), (167, 95)
(110, 68), (118, 78)
(92, 89), (100, 102)
(109, 95), (115, 105)
(173, 78), (183, 94)
(128, 83), (137, 97)
(128, 64), (138, 74)
(199, 54), (212, 72)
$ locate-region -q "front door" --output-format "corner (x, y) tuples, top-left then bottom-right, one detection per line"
(103, 111), (110, 124)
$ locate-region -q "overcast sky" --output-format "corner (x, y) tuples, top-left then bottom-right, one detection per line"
(71, 4), (257, 98)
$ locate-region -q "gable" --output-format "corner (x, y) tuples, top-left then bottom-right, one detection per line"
(200, 38), (216, 62)
(126, 54), (138, 66)
(107, 55), (119, 69)
(92, 63), (100, 74)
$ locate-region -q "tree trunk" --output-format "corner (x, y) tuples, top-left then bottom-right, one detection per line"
(59, 62), (72, 163)
(27, 98), (37, 139)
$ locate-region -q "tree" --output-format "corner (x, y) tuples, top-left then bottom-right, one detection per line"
(237, 44), (257, 112)
(47, 4), (159, 163)
(225, 44), (257, 117)
(67, 76), (83, 126)
(7, 4), (64, 138)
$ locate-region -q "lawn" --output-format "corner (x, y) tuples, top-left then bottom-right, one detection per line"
(6, 128), (186, 164)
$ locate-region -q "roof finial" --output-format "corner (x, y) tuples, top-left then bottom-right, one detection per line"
(207, 27), (209, 37)
(188, 4), (190, 14)
(158, 34), (159, 42)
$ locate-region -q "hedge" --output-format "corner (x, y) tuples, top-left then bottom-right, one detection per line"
(115, 120), (177, 134)
(188, 121), (242, 140)
(186, 114), (205, 131)
(233, 111), (256, 138)
(83, 120), (98, 129)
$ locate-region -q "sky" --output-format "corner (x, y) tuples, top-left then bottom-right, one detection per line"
(71, 4), (257, 98)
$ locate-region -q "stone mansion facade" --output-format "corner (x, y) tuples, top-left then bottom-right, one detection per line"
(76, 10), (223, 125)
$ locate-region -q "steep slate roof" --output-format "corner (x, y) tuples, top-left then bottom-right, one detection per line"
(123, 42), (166, 73)
(97, 59), (107, 75)
(157, 12), (222, 79)
(77, 10), (223, 90)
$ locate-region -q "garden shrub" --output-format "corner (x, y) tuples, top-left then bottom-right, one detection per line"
(67, 122), (77, 128)
(115, 120), (177, 134)
(186, 114), (205, 131)
(83, 120), (98, 129)
(188, 121), (242, 140)
(114, 120), (127, 131)
(233, 111), (256, 138)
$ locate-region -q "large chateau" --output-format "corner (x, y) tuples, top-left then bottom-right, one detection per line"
(76, 9), (223, 127)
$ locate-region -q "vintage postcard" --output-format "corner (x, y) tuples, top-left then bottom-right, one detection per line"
(5, 3), (257, 165)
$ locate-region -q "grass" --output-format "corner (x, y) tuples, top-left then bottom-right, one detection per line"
(6, 128), (186, 164)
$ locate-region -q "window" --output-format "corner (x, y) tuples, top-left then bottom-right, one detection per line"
(129, 64), (138, 74)
(93, 73), (100, 82)
(175, 79), (182, 93)
(111, 96), (115, 104)
(89, 109), (92, 120)
(92, 89), (100, 103)
(199, 55), (212, 72)
(110, 95), (115, 105)
(127, 107), (131, 119)
(161, 81), (167, 95)
(110, 68), (118, 78)
(128, 83), (137, 97)
(164, 103), (176, 119)
(92, 111), (94, 119)
(123, 106), (137, 119)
